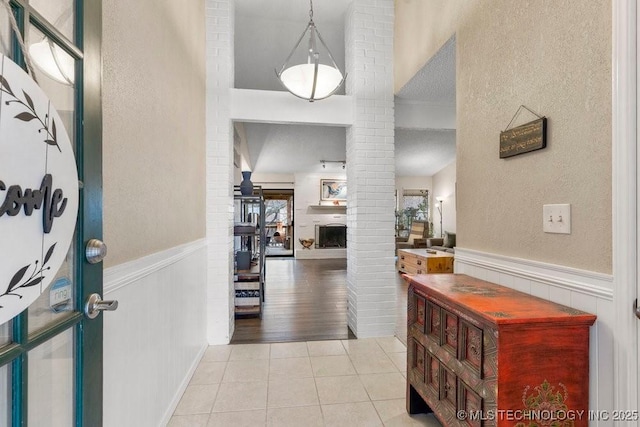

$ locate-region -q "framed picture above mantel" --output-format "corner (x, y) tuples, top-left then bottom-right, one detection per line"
(320, 179), (347, 201)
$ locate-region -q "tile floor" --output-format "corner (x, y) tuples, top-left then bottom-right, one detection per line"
(169, 337), (441, 427)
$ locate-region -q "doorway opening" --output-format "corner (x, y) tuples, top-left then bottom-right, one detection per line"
(264, 189), (294, 257)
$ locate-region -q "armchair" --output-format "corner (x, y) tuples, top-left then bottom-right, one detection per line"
(396, 220), (429, 252)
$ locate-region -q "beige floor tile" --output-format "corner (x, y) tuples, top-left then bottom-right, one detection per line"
(350, 352), (398, 374)
(360, 373), (406, 401)
(373, 399), (441, 427)
(307, 340), (347, 356)
(229, 343), (271, 360)
(310, 355), (357, 377)
(270, 342), (309, 359)
(212, 382), (268, 412)
(267, 406), (324, 427)
(267, 378), (319, 408)
(167, 414), (210, 427)
(202, 345), (232, 362)
(341, 338), (385, 355)
(269, 357), (313, 380)
(388, 352), (407, 375)
(208, 410), (267, 426)
(222, 359), (269, 383)
(376, 337), (407, 354)
(315, 375), (369, 405)
(173, 384), (219, 415)
(322, 401), (383, 427)
(190, 361), (227, 385)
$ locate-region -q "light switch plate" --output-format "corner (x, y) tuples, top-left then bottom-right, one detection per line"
(543, 204), (571, 234)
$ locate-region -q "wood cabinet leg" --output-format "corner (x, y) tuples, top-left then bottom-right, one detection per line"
(407, 384), (431, 414)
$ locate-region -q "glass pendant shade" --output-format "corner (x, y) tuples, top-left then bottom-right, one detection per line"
(276, 2), (345, 102)
(29, 39), (74, 85)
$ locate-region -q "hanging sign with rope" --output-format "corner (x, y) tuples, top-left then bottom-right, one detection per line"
(0, 52), (79, 325)
(499, 105), (547, 158)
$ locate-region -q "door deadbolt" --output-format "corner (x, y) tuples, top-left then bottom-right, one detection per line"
(84, 293), (118, 319)
(86, 239), (107, 264)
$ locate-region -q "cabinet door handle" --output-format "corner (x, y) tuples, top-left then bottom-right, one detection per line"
(635, 299), (640, 320)
(417, 260), (422, 265)
(400, 255), (405, 260)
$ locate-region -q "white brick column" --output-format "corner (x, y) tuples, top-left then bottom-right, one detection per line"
(345, 0), (396, 337)
(205, 0), (235, 344)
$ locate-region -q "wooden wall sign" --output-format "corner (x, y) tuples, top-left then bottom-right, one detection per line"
(499, 117), (547, 158)
(0, 53), (79, 325)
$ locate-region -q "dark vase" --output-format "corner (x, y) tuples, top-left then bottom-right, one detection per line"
(240, 171), (254, 195)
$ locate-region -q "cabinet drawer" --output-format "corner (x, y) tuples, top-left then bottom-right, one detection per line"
(459, 320), (483, 378)
(411, 294), (426, 333)
(426, 301), (441, 343)
(458, 379), (483, 427)
(411, 339), (426, 382)
(441, 309), (458, 357)
(439, 364), (457, 410)
(425, 351), (440, 396)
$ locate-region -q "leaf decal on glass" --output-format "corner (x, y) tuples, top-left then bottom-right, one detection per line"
(7, 265), (29, 294)
(52, 119), (57, 141)
(44, 243), (56, 265)
(22, 277), (44, 288)
(14, 112), (37, 122)
(22, 90), (34, 111)
(0, 75), (13, 95)
(44, 140), (57, 146)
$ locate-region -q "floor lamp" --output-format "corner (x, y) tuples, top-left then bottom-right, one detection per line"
(435, 197), (444, 237)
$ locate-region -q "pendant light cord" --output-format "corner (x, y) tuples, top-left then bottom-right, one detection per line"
(1, 0), (38, 82)
(309, 0), (314, 21)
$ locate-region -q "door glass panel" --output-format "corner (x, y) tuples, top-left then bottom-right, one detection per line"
(26, 26), (77, 334)
(0, 4), (10, 56)
(28, 329), (74, 426)
(27, 26), (77, 102)
(0, 363), (10, 426)
(0, 321), (9, 346)
(28, 235), (76, 334)
(28, 0), (75, 42)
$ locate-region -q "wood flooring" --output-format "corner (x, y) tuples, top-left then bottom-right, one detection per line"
(231, 258), (409, 344)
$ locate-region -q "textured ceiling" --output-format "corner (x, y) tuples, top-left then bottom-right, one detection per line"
(396, 35), (456, 105)
(235, 2), (457, 177)
(395, 128), (456, 176)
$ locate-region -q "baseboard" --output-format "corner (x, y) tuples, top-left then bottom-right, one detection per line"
(104, 239), (207, 295)
(454, 247), (614, 300)
(159, 343), (208, 426)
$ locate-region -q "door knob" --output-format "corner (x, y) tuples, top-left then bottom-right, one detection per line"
(84, 293), (118, 319)
(86, 239), (107, 264)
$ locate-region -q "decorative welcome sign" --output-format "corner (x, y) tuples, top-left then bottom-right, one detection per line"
(0, 53), (78, 325)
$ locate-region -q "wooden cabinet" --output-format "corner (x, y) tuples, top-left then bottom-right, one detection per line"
(406, 274), (596, 427)
(398, 249), (454, 274)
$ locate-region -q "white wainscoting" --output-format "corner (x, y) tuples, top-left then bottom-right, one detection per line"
(103, 239), (208, 427)
(454, 248), (614, 424)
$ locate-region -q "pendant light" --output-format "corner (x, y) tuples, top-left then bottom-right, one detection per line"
(275, 0), (346, 102)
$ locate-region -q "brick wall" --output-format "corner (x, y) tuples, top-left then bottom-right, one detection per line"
(345, 0), (396, 337)
(205, 0), (235, 344)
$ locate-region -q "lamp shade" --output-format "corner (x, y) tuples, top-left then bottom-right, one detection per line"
(279, 63), (343, 100)
(29, 39), (74, 85)
(275, 1), (345, 102)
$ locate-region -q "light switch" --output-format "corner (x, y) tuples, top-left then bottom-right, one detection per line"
(543, 204), (571, 234)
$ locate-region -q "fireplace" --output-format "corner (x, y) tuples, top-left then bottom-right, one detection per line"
(316, 224), (347, 248)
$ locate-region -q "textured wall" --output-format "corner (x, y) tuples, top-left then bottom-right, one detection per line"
(103, 0), (206, 267)
(432, 161), (456, 235)
(396, 0), (612, 273)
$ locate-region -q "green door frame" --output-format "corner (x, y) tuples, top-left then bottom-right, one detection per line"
(0, 0), (103, 425)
